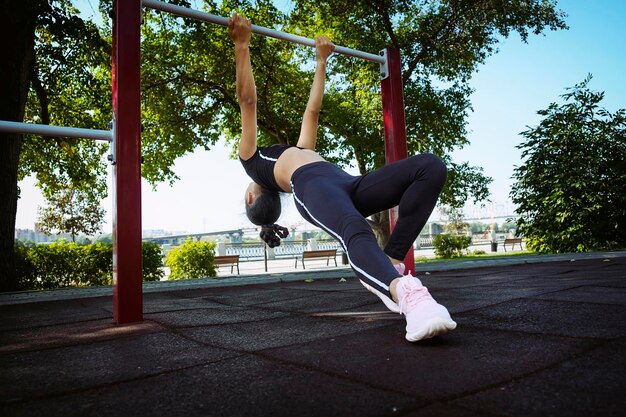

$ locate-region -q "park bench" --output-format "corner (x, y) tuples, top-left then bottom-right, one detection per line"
(295, 249), (337, 269)
(503, 238), (523, 252)
(214, 255), (240, 275)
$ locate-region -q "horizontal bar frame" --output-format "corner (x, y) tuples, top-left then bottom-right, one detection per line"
(0, 120), (112, 142)
(142, 0), (386, 65)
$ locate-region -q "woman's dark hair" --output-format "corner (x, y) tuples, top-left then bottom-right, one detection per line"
(245, 187), (288, 247)
(245, 187), (281, 226)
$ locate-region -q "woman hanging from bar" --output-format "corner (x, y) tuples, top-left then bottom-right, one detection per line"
(229, 14), (456, 342)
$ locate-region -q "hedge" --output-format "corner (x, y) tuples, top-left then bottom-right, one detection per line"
(432, 234), (472, 258)
(15, 240), (164, 290)
(165, 239), (217, 280)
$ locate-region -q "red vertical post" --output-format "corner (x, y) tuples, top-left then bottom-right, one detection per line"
(380, 47), (415, 275)
(112, 0), (143, 323)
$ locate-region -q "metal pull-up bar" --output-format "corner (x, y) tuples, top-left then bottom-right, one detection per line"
(0, 120), (112, 141)
(142, 0), (387, 66)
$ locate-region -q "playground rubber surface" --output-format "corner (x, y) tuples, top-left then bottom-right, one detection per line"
(1, 252), (625, 416)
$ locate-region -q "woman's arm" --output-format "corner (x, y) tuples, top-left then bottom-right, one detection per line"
(229, 14), (257, 160)
(296, 36), (334, 150)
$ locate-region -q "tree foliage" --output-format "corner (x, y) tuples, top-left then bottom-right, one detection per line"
(440, 205), (469, 235)
(37, 186), (106, 241)
(21, 0), (567, 206)
(21, 0), (111, 199)
(431, 205), (472, 258)
(286, 0), (565, 192)
(511, 76), (626, 253)
(134, 0), (566, 190)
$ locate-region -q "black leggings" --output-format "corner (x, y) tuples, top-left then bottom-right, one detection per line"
(290, 154), (447, 299)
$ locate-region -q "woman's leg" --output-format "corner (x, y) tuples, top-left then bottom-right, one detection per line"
(291, 165), (401, 300)
(291, 161), (455, 341)
(352, 153), (447, 261)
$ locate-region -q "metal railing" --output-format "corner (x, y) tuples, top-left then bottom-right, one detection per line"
(221, 238), (448, 261)
(225, 240), (344, 261)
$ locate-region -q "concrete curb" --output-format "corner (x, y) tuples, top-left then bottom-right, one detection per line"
(413, 250), (626, 272)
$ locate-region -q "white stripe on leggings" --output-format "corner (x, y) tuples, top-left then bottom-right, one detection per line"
(290, 181), (390, 292)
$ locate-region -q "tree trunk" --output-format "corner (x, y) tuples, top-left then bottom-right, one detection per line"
(0, 0), (48, 292)
(368, 211), (391, 249)
(355, 146), (393, 248)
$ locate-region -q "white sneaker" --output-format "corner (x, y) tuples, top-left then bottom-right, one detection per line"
(358, 262), (405, 313)
(396, 274), (456, 342)
(360, 279), (401, 313)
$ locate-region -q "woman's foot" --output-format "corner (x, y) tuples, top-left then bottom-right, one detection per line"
(359, 262), (405, 313)
(395, 274), (456, 342)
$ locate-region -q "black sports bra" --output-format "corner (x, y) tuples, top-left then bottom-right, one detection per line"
(239, 144), (293, 192)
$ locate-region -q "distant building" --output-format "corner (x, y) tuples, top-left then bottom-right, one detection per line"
(142, 229), (187, 239)
(15, 227), (73, 243)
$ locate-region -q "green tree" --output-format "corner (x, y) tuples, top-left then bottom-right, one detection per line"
(1, 0), (109, 291)
(96, 233), (112, 243)
(287, 0), (564, 238)
(21, 0), (110, 202)
(432, 205), (472, 258)
(141, 241), (165, 282)
(1, 0), (50, 292)
(510, 76), (626, 253)
(469, 222), (489, 234)
(440, 206), (469, 236)
(37, 187), (106, 241)
(1, 0), (567, 290)
(286, 0), (565, 187)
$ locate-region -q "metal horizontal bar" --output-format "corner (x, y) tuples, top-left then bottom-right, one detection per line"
(0, 120), (112, 141)
(142, 0), (386, 65)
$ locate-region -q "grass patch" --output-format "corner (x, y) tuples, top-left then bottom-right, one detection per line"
(414, 250), (536, 264)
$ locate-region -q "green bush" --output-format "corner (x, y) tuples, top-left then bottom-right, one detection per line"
(74, 242), (113, 287)
(165, 239), (217, 280)
(142, 241), (165, 282)
(15, 241), (37, 290)
(14, 240), (165, 290)
(433, 234), (472, 259)
(25, 241), (97, 289)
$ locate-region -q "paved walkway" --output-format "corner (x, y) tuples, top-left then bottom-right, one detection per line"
(1, 251), (625, 416)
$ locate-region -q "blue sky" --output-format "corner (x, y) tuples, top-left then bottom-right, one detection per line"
(15, 0), (626, 234)
(454, 0), (626, 220)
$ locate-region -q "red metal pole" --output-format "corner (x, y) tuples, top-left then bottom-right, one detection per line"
(112, 0), (143, 323)
(380, 47), (415, 275)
